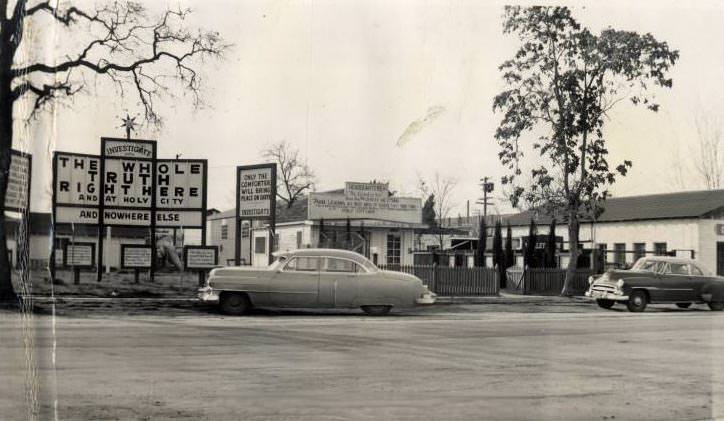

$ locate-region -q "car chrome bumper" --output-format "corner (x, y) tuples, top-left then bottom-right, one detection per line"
(197, 287), (219, 303)
(585, 290), (628, 301)
(416, 292), (437, 305)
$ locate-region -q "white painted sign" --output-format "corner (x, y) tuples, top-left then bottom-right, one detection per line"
(103, 158), (153, 208)
(156, 160), (204, 209)
(5, 151), (31, 212)
(122, 246), (152, 269)
(308, 191), (422, 224)
(344, 182), (389, 199)
(185, 246), (218, 269)
(103, 139), (154, 158)
(54, 153), (101, 207)
(237, 166), (274, 219)
(66, 243), (94, 267)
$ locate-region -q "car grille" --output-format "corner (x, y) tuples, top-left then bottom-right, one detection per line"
(591, 284), (616, 293)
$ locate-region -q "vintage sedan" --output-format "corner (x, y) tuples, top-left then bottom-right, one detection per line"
(585, 256), (724, 312)
(198, 248), (436, 315)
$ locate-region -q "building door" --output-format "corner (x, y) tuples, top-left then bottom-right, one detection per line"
(717, 242), (724, 276)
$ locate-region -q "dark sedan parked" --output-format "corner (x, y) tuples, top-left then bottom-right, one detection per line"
(585, 256), (724, 312)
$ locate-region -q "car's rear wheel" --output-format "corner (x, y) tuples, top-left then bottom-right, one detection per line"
(361, 305), (392, 316)
(627, 290), (648, 313)
(676, 303), (692, 309)
(596, 299), (615, 309)
(708, 301), (724, 311)
(220, 292), (251, 315)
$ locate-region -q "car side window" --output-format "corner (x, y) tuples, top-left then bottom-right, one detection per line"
(283, 257), (319, 272)
(668, 263), (689, 275)
(323, 258), (360, 273)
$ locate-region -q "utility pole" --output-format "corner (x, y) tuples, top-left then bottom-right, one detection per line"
(476, 177), (495, 220)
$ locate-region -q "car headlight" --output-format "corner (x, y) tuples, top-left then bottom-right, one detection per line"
(588, 276), (595, 285)
(616, 279), (624, 288)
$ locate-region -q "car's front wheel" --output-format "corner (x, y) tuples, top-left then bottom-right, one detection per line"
(596, 299), (615, 309)
(627, 290), (648, 313)
(676, 303), (692, 309)
(361, 305), (392, 316)
(708, 301), (724, 311)
(220, 292), (251, 315)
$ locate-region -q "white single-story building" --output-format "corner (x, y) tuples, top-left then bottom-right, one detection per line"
(437, 190), (724, 275)
(207, 184), (427, 267)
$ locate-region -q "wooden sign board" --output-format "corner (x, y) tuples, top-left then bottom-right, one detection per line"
(65, 242), (96, 267)
(184, 245), (219, 270)
(121, 245), (153, 269)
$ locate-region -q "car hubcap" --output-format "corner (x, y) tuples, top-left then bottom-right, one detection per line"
(634, 297), (642, 306)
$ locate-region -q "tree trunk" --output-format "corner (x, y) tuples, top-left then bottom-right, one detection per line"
(561, 212), (580, 297)
(0, 63), (17, 302)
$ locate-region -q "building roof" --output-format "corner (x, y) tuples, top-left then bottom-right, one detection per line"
(504, 189), (724, 226)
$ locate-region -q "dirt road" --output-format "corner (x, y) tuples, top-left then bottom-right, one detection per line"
(1, 302), (723, 420)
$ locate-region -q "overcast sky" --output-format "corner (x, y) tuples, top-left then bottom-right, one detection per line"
(20, 0), (724, 216)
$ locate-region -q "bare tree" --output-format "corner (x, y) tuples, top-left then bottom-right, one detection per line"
(0, 1), (228, 301)
(693, 114), (723, 190)
(418, 173), (457, 247)
(261, 141), (316, 209)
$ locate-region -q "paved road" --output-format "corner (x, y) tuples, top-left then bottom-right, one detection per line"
(2, 302), (723, 420)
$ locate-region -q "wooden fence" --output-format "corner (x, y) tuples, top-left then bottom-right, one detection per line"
(505, 267), (594, 296)
(379, 265), (499, 296)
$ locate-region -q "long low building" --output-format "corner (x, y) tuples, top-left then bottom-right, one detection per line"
(438, 190), (724, 275)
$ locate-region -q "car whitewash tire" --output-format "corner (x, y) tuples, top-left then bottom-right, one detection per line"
(708, 302), (724, 311)
(361, 305), (392, 316)
(627, 290), (648, 313)
(596, 299), (615, 309)
(220, 292), (251, 315)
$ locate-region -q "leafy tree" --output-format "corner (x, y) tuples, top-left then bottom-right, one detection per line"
(505, 222), (514, 269)
(545, 219), (557, 268)
(0, 1), (228, 301)
(475, 217), (486, 267)
(493, 6), (678, 295)
(492, 220), (505, 286)
(422, 194), (437, 227)
(524, 219), (537, 269)
(261, 141), (317, 209)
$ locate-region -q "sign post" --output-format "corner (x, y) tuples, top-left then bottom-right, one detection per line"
(235, 164), (276, 266)
(121, 244), (152, 283)
(184, 245), (219, 284)
(64, 242), (96, 285)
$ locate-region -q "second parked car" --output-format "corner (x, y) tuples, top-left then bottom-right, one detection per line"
(585, 256), (724, 312)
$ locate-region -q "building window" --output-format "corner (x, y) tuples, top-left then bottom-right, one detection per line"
(598, 244), (607, 264)
(654, 242), (667, 256)
(633, 243), (646, 262)
(297, 231), (303, 249)
(221, 224), (228, 240)
(614, 243), (626, 266)
(386, 233), (401, 265)
(254, 237), (266, 254)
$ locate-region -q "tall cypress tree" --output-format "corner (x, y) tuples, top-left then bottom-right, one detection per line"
(546, 219), (557, 268)
(524, 219), (537, 268)
(476, 216), (487, 267)
(505, 222), (514, 269)
(493, 220), (505, 285)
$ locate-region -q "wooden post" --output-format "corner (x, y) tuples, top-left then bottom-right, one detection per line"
(134, 268), (140, 284)
(74, 267), (80, 285)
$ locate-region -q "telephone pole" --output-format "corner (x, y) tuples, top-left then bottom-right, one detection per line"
(476, 177), (495, 219)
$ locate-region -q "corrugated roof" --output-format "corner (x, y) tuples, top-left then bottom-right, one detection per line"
(504, 189), (724, 226)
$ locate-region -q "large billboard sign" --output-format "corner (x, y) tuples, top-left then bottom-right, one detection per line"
(236, 164), (276, 220)
(5, 150), (32, 213)
(308, 182), (422, 224)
